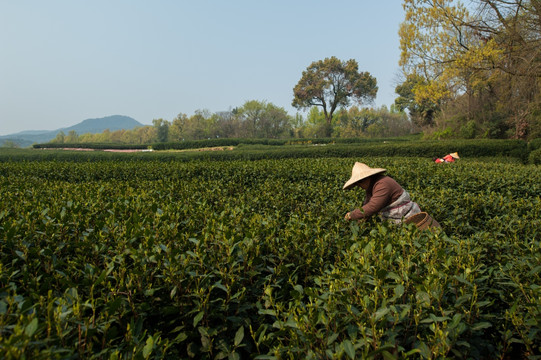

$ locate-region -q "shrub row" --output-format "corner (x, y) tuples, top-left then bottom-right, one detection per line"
(15, 139), (530, 163)
(529, 147), (541, 164)
(32, 137), (411, 151)
(32, 143), (150, 150)
(31, 136), (539, 158)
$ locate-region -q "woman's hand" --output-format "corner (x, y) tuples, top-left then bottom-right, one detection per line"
(344, 212), (351, 220)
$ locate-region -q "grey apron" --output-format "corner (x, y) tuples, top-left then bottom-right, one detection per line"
(379, 190), (421, 224)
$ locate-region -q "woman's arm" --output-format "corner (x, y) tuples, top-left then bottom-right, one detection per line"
(347, 178), (394, 220)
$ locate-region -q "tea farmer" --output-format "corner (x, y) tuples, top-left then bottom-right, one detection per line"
(443, 152), (460, 162)
(433, 152), (459, 164)
(343, 162), (421, 224)
(443, 152), (459, 162)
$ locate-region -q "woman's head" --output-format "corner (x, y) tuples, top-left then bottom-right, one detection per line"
(343, 162), (386, 190)
(357, 177), (372, 190)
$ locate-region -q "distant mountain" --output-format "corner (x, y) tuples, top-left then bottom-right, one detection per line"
(0, 115), (145, 147)
(61, 115), (144, 135)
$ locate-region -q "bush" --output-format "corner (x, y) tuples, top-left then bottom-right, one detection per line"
(460, 120), (477, 139)
(7, 139), (530, 163)
(528, 138), (541, 151)
(32, 143), (149, 150)
(425, 127), (454, 140)
(529, 147), (541, 164)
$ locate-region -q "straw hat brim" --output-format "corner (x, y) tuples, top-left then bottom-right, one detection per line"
(343, 164), (386, 190)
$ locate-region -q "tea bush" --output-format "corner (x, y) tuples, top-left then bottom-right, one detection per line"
(528, 138), (541, 151)
(529, 148), (541, 164)
(0, 157), (539, 359)
(2, 138), (531, 164)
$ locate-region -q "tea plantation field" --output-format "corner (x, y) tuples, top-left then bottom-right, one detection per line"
(0, 157), (539, 359)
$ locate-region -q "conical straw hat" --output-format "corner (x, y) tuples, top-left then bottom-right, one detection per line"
(450, 152), (459, 159)
(343, 162), (386, 190)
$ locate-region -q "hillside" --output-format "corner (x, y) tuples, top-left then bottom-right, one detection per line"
(0, 115), (144, 147)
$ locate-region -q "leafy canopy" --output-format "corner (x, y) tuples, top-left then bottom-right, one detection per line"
(398, 0), (541, 138)
(292, 56), (377, 136)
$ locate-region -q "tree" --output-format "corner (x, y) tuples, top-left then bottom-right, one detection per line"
(120, 128), (142, 144)
(258, 104), (292, 138)
(367, 106), (414, 137)
(95, 129), (112, 143)
(65, 130), (79, 143)
(1, 140), (19, 148)
(236, 100), (292, 138)
(292, 56), (378, 137)
(153, 119), (170, 143)
(109, 129), (124, 143)
(290, 113), (305, 138)
(301, 107), (327, 138)
(182, 110), (215, 140)
(335, 106), (415, 138)
(394, 74), (439, 127)
(137, 126), (157, 144)
(169, 113), (188, 141)
(399, 0), (541, 139)
(213, 110), (239, 138)
(237, 100), (265, 138)
(52, 131), (65, 144)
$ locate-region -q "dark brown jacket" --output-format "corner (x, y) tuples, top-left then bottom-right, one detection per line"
(349, 175), (404, 220)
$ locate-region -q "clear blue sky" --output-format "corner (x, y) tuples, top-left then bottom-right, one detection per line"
(1, 0), (405, 135)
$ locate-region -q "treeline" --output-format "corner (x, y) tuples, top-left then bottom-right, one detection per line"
(47, 100), (416, 145)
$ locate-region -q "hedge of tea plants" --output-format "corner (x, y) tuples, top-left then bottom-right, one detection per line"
(1, 138), (532, 164)
(0, 157), (540, 359)
(31, 136), (410, 151)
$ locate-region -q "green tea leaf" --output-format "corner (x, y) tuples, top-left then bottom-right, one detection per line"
(143, 336), (154, 358)
(374, 307), (390, 321)
(342, 339), (355, 360)
(326, 332), (339, 346)
(394, 284), (405, 297)
(0, 300), (7, 314)
(471, 322), (492, 331)
(234, 326), (244, 346)
(193, 311), (204, 327)
(25, 318), (38, 337)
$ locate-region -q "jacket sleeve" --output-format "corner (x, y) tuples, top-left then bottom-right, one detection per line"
(349, 179), (395, 220)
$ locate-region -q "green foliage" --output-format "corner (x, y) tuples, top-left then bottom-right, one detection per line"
(460, 120), (476, 139)
(425, 128), (454, 140)
(153, 138), (286, 151)
(528, 138), (541, 152)
(0, 140), (19, 149)
(25, 139), (530, 165)
(153, 119), (169, 143)
(0, 156), (540, 358)
(394, 74), (439, 128)
(235, 100), (293, 139)
(399, 0), (541, 141)
(529, 148), (541, 165)
(33, 143), (150, 150)
(292, 56), (378, 137)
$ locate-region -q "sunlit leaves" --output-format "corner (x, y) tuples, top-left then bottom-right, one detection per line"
(399, 0), (541, 138)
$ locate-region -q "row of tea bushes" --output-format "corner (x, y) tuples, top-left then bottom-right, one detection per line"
(1, 138), (533, 164)
(529, 148), (541, 164)
(31, 136), (412, 151)
(0, 158), (539, 358)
